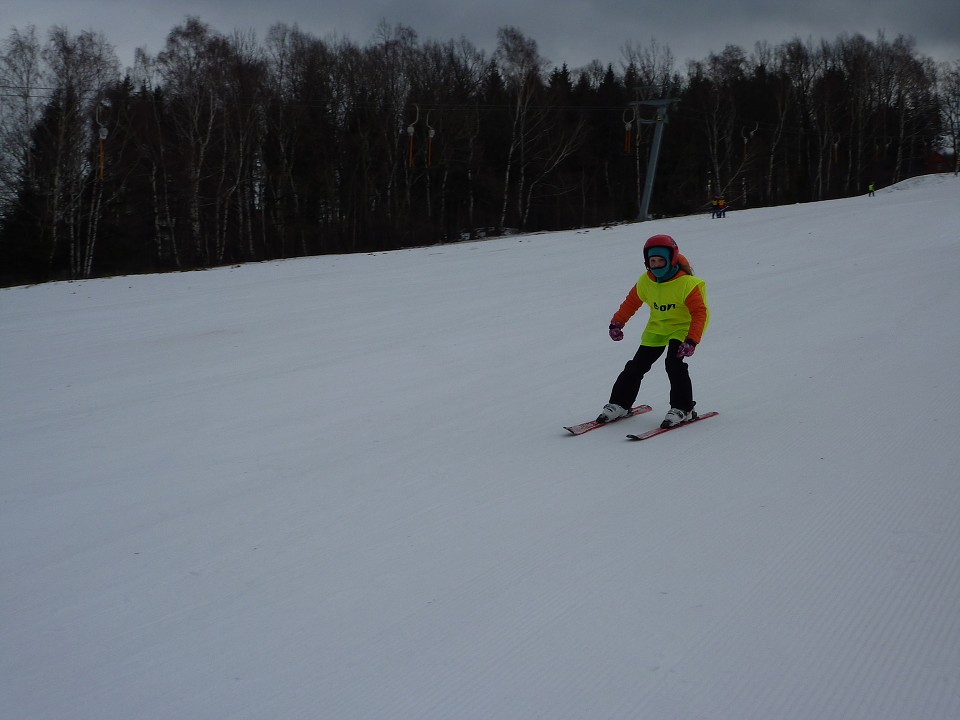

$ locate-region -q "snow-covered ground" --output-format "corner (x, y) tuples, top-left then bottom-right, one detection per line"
(3, 174), (960, 719)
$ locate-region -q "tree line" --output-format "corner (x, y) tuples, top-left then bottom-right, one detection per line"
(1, 19), (957, 286)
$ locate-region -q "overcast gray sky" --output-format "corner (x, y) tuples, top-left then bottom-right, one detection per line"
(6, 0), (959, 72)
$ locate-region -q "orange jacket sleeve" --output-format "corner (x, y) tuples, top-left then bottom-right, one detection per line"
(684, 284), (708, 344)
(611, 285), (643, 327)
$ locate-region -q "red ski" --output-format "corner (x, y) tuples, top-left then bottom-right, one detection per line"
(626, 411), (719, 441)
(564, 405), (653, 436)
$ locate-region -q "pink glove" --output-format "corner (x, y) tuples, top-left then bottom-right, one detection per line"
(676, 339), (697, 358)
(609, 322), (624, 341)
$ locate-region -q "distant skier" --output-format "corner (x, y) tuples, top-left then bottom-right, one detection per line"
(598, 234), (710, 429)
(868, 182), (876, 197)
(711, 195), (727, 218)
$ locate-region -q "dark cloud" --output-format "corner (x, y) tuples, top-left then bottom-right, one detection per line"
(6, 0), (959, 72)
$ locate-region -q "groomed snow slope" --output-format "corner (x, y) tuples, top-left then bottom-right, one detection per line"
(2, 174), (960, 719)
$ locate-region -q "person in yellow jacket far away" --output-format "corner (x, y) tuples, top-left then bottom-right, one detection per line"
(598, 234), (710, 429)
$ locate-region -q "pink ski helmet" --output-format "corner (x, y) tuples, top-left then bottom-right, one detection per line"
(643, 234), (679, 268)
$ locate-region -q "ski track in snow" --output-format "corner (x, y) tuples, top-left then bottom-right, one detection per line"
(2, 174), (960, 719)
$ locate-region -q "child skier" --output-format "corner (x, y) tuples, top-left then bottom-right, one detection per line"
(597, 234), (710, 428)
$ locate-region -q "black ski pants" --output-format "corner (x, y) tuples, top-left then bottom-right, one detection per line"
(609, 339), (694, 412)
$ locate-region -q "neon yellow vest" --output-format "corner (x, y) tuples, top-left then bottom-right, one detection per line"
(635, 272), (709, 346)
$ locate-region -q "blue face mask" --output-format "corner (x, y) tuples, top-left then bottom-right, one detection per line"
(646, 248), (679, 281)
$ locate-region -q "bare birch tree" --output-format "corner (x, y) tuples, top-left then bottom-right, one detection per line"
(494, 26), (548, 233)
(156, 18), (224, 266)
(40, 27), (117, 278)
(0, 27), (44, 213)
